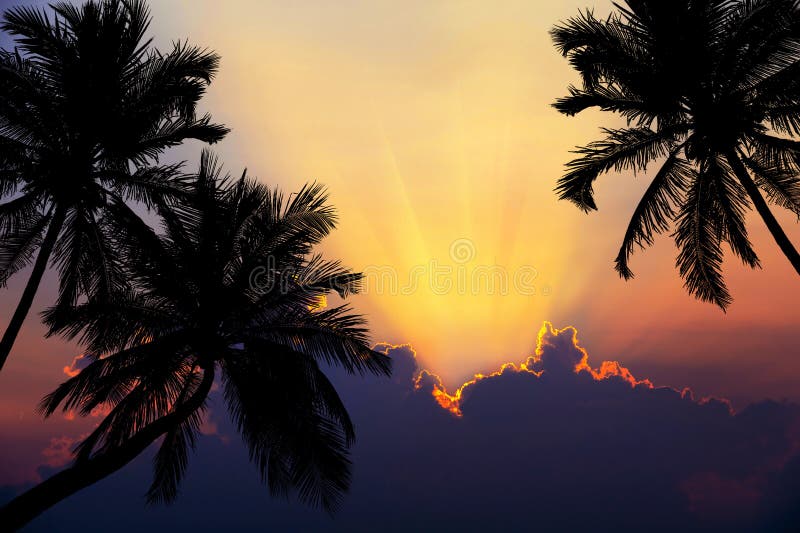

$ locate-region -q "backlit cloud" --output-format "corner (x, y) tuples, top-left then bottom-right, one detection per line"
(62, 354), (89, 378)
(412, 322), (659, 416)
(6, 323), (800, 532)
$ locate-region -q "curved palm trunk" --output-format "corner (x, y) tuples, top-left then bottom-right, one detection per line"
(0, 366), (214, 531)
(0, 208), (66, 373)
(726, 151), (800, 276)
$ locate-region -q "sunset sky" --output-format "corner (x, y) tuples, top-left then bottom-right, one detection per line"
(154, 0), (800, 404)
(1, 1), (800, 531)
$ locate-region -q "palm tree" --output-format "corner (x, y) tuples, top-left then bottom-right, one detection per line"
(0, 0), (228, 370)
(551, 0), (800, 309)
(0, 151), (392, 529)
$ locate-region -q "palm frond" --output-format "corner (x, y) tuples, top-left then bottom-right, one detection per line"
(246, 304), (391, 377)
(51, 207), (126, 311)
(748, 131), (800, 172)
(100, 163), (189, 208)
(722, 0), (800, 94)
(615, 146), (694, 278)
(1, 5), (71, 76)
(131, 114), (228, 164)
(556, 125), (687, 211)
(674, 162), (733, 310)
(707, 158), (761, 268)
(742, 154), (800, 216)
(37, 334), (190, 420)
(553, 84), (664, 126)
(0, 192), (45, 239)
(71, 357), (196, 459)
(0, 210), (50, 286)
(145, 369), (204, 504)
(551, 9), (647, 91)
(43, 295), (180, 356)
(222, 346), (353, 513)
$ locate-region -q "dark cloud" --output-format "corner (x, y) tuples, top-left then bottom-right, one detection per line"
(8, 323), (800, 532)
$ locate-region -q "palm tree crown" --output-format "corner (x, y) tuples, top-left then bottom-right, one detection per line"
(0, 0), (228, 369)
(30, 151), (390, 520)
(552, 0), (800, 309)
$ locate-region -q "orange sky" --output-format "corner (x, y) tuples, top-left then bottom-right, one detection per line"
(156, 0), (799, 402)
(1, 0), (799, 454)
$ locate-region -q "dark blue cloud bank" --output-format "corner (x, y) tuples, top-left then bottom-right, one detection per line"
(11, 324), (800, 532)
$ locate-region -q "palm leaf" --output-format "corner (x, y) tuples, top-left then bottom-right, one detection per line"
(674, 162), (733, 309)
(615, 145), (694, 278)
(556, 125), (687, 211)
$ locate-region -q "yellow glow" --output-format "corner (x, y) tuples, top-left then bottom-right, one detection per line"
(139, 1), (800, 394)
(154, 0), (606, 382)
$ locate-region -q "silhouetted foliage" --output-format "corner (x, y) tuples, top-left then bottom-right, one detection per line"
(0, 0), (227, 370)
(0, 151), (391, 529)
(553, 0), (800, 309)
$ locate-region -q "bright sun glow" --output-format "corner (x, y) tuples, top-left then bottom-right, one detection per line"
(148, 0), (800, 395)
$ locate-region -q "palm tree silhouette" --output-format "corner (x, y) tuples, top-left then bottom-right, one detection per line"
(0, 151), (392, 529)
(552, 0), (800, 309)
(0, 0), (228, 370)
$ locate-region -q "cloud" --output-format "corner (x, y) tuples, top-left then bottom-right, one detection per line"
(62, 354), (90, 378)
(7, 323), (800, 532)
(331, 323), (799, 532)
(374, 342), (419, 386)
(414, 323), (659, 416)
(41, 435), (80, 469)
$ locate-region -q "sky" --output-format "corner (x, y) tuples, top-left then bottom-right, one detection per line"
(148, 0), (800, 406)
(1, 0), (800, 531)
